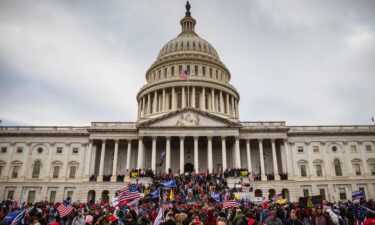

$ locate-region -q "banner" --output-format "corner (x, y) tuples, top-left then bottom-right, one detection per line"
(161, 180), (177, 188)
(240, 170), (248, 176)
(210, 193), (220, 203)
(299, 195), (322, 207)
(352, 190), (365, 200)
(131, 172), (139, 177)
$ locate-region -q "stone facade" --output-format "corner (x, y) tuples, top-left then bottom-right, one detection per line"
(0, 4), (375, 204)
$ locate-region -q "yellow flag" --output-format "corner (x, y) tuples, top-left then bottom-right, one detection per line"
(276, 199), (287, 204)
(170, 190), (174, 201)
(234, 193), (239, 200)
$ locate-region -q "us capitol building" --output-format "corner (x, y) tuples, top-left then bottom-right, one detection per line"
(1, 3), (374, 204)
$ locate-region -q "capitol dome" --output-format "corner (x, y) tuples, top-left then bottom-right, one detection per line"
(137, 1), (240, 122)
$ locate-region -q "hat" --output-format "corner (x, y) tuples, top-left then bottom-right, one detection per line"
(108, 216), (117, 222)
(85, 215), (93, 224)
(50, 222), (60, 225)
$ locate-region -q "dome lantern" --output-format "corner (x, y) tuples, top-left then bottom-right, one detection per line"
(179, 1), (196, 36)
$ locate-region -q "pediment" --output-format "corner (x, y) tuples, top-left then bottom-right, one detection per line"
(138, 108), (240, 128)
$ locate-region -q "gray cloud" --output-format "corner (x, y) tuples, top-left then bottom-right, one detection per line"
(0, 0), (374, 126)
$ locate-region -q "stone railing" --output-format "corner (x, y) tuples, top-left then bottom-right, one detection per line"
(0, 126), (88, 133)
(90, 122), (136, 129)
(289, 125), (375, 134)
(241, 121), (286, 127)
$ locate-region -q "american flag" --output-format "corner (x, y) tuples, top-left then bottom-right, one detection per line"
(113, 184), (141, 206)
(57, 200), (74, 218)
(223, 200), (239, 208)
(179, 69), (188, 80)
(153, 207), (164, 225)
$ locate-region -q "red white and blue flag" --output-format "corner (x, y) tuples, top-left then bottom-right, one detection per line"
(223, 200), (239, 208)
(111, 184), (141, 206)
(179, 69), (189, 80)
(57, 200), (74, 218)
(153, 207), (164, 225)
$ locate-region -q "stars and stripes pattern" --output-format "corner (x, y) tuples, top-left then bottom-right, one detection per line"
(112, 184), (141, 206)
(223, 200), (239, 208)
(57, 200), (74, 218)
(179, 69), (189, 80)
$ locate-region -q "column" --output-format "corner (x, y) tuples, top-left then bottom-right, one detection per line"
(258, 139), (266, 181)
(192, 86), (196, 108)
(172, 87), (176, 110)
(207, 136), (213, 172)
(201, 87), (206, 110)
(147, 93), (151, 115)
(162, 89), (166, 111)
(180, 136), (185, 174)
(235, 137), (241, 168)
(221, 137), (227, 171)
(211, 89), (215, 111)
(220, 91), (224, 113)
(235, 98), (239, 118)
(137, 137), (144, 169)
(84, 140), (93, 180)
(165, 137), (171, 173)
(153, 91), (158, 113)
(111, 139), (119, 182)
(126, 140), (132, 170)
(98, 139), (106, 182)
(271, 139), (280, 180)
(358, 141), (369, 175)
(284, 139), (293, 178)
(194, 136), (199, 172)
(142, 97), (146, 116)
(182, 87), (186, 108)
(246, 139), (252, 174)
(231, 96), (235, 116)
(226, 93), (230, 114)
(151, 137), (157, 171)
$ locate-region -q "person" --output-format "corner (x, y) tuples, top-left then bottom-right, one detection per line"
(247, 212), (258, 225)
(266, 211), (283, 225)
(364, 211), (375, 225)
(217, 217), (228, 225)
(312, 206), (332, 225)
(124, 213), (136, 225)
(72, 210), (86, 225)
(285, 212), (304, 225)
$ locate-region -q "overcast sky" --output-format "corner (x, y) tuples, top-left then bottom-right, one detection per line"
(0, 0), (374, 126)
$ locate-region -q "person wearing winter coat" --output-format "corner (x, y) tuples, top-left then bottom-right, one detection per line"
(285, 212), (304, 225)
(266, 211), (283, 225)
(72, 211), (86, 225)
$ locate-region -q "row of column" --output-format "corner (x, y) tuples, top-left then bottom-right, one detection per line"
(89, 137), (290, 182)
(138, 86), (239, 118)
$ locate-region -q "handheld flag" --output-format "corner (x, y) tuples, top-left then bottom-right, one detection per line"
(223, 200), (239, 208)
(3, 209), (27, 225)
(151, 190), (160, 199)
(352, 190), (365, 200)
(111, 184), (141, 206)
(210, 193), (220, 203)
(169, 190), (174, 201)
(57, 200), (74, 218)
(153, 207), (164, 225)
(160, 180), (177, 188)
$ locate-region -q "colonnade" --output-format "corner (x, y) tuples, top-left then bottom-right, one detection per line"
(89, 137), (290, 182)
(138, 86), (239, 118)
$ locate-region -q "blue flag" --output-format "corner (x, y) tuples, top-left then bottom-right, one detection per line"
(210, 193), (220, 203)
(352, 190), (365, 199)
(3, 209), (26, 225)
(160, 180), (177, 188)
(151, 190), (160, 199)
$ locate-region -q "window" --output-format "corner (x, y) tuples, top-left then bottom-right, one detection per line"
(56, 147), (63, 154)
(67, 191), (73, 199)
(171, 66), (175, 76)
(32, 161), (41, 178)
(72, 148), (79, 154)
(319, 189), (326, 200)
(194, 65), (198, 75)
(202, 66), (206, 76)
(164, 68), (167, 77)
(366, 145), (372, 152)
(50, 191), (56, 203)
(27, 191), (36, 204)
(300, 165), (307, 177)
(7, 190), (14, 199)
(339, 188), (347, 200)
(370, 163), (375, 175)
(334, 159), (342, 176)
(316, 164), (323, 177)
(0, 165), (3, 176)
(351, 145), (357, 152)
(297, 146), (304, 153)
(37, 147), (43, 154)
(186, 65), (190, 75)
(12, 166), (20, 178)
(354, 164), (361, 175)
(332, 146), (337, 152)
(209, 68), (212, 77)
(69, 166), (76, 179)
(313, 146), (319, 153)
(17, 147), (23, 153)
(53, 166), (60, 179)
(303, 189), (309, 197)
(1, 147), (7, 153)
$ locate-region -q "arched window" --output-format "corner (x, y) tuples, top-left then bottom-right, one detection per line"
(334, 159), (342, 176)
(32, 160), (41, 178)
(194, 65), (198, 75)
(255, 189), (262, 197)
(186, 65), (190, 75)
(202, 66), (206, 76)
(171, 66), (175, 76)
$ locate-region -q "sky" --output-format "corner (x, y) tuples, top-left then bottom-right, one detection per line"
(0, 0), (374, 126)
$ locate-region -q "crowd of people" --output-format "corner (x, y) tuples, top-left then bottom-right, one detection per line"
(1, 172), (374, 225)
